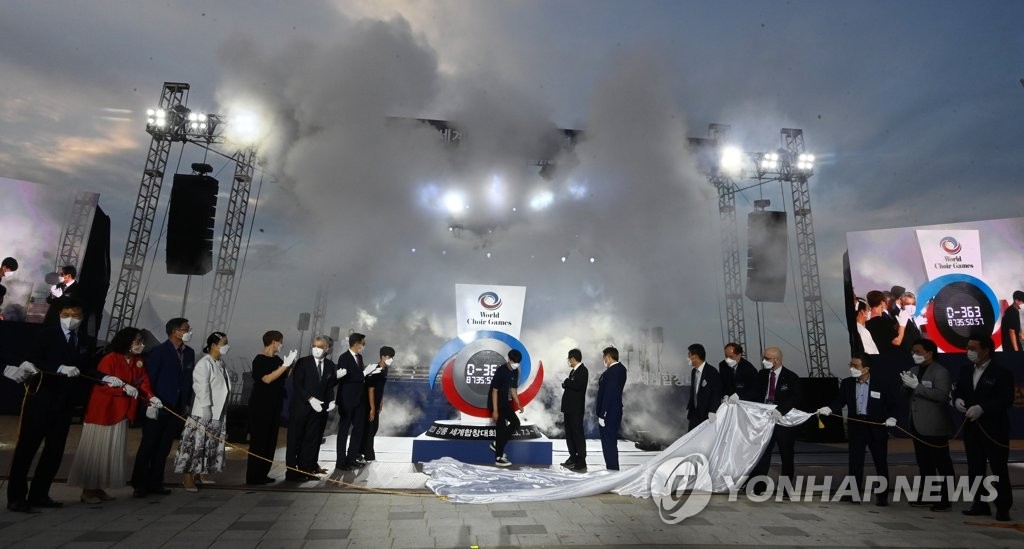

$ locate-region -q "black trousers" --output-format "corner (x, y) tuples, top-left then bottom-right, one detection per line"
(911, 428), (955, 504)
(246, 399), (282, 482)
(130, 410), (184, 490)
(599, 412), (622, 470)
(336, 385), (366, 465)
(286, 407), (324, 478)
(751, 425), (796, 487)
(563, 412), (586, 464)
(964, 423), (1012, 512)
(7, 392), (72, 504)
(495, 407), (521, 457)
(846, 419), (889, 498)
(362, 407), (380, 460)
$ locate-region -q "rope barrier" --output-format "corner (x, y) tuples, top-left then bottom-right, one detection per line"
(816, 411), (1011, 449)
(22, 370), (442, 499)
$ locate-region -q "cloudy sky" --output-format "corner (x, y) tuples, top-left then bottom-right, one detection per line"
(1, 0), (1023, 384)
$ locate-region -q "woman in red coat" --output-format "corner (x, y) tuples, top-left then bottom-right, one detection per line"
(68, 327), (158, 503)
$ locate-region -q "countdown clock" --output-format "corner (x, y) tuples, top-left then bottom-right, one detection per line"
(916, 274), (1001, 353)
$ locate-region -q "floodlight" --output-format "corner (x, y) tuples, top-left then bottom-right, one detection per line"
(443, 191), (465, 214)
(719, 146), (744, 175)
(529, 190), (554, 210)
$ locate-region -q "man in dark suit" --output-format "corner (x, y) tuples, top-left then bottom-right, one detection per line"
(560, 348), (589, 471)
(43, 265), (80, 325)
(686, 343), (722, 431)
(334, 332), (368, 471)
(719, 342), (759, 402)
(954, 335), (1014, 521)
(749, 346), (803, 496)
(130, 317), (195, 497)
(596, 346), (627, 471)
(286, 335), (338, 481)
(0, 257), (17, 314)
(7, 300), (95, 512)
(817, 354), (898, 505)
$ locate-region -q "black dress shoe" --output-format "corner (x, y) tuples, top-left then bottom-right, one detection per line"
(570, 464), (588, 472)
(27, 498), (62, 508)
(962, 506), (991, 516)
(353, 459), (368, 467)
(996, 510), (1011, 522)
(7, 501), (37, 513)
(561, 459), (576, 467)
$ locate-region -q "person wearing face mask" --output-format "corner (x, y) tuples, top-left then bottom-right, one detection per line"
(131, 317), (195, 498)
(560, 348), (589, 472)
(953, 335), (1014, 521)
(0, 256), (18, 315)
(686, 343), (722, 431)
(817, 354), (898, 506)
(489, 349), (525, 467)
(900, 338), (955, 511)
(246, 330), (297, 485)
(595, 346), (627, 471)
(286, 335), (338, 481)
(719, 342), (759, 402)
(174, 331), (232, 492)
(68, 327), (155, 504)
(746, 347), (802, 497)
(1000, 290), (1024, 352)
(43, 265), (80, 326)
(360, 346), (395, 462)
(335, 333), (369, 471)
(6, 300), (94, 513)
(894, 291), (921, 359)
(852, 299), (880, 356)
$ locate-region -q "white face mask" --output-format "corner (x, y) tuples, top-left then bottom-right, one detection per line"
(219, 344), (230, 356)
(311, 347), (325, 360)
(130, 343), (144, 355)
(912, 353), (925, 365)
(509, 362), (520, 370)
(762, 359), (774, 369)
(850, 367), (863, 378)
(181, 331), (193, 343)
(384, 357), (394, 366)
(966, 350), (979, 363)
(60, 316), (81, 332)
(904, 304), (917, 316)
(724, 357), (738, 368)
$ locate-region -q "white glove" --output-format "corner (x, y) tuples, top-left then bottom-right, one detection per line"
(363, 364), (380, 377)
(103, 375), (125, 388)
(721, 395), (730, 405)
(965, 405), (984, 421)
(896, 308), (912, 325)
(123, 384), (139, 398)
(149, 396), (163, 409)
(326, 401), (337, 412)
(954, 398), (967, 413)
(771, 409), (783, 423)
(817, 406), (832, 416)
(707, 412), (717, 423)
(5, 362), (39, 383)
(309, 397), (324, 412)
(145, 406), (159, 420)
(57, 365), (80, 377)
(900, 372), (919, 389)
(336, 368), (348, 379)
(282, 349), (298, 368)
(884, 417), (897, 427)
(49, 285), (63, 298)
(598, 417), (606, 427)
(728, 393), (739, 405)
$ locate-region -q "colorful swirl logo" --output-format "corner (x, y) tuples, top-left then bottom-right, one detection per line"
(939, 236), (961, 255)
(478, 291), (502, 310)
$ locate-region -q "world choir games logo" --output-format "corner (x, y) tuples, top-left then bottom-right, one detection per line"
(478, 291), (503, 310)
(939, 236), (962, 255)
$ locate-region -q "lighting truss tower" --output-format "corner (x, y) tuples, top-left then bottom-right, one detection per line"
(55, 191), (100, 272)
(781, 128), (830, 377)
(707, 124), (747, 352)
(310, 285), (328, 346)
(106, 82), (190, 341)
(204, 146), (257, 334)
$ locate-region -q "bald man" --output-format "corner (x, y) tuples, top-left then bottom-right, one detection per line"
(747, 347), (802, 497)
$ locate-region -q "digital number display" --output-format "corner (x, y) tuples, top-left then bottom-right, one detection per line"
(931, 281), (995, 349)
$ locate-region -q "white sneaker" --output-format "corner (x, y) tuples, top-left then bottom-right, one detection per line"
(495, 456), (512, 467)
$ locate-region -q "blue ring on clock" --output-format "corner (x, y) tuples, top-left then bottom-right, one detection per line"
(427, 330), (531, 389)
(916, 274), (1000, 327)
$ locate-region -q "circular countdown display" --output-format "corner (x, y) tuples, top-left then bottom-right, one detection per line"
(916, 274), (1001, 353)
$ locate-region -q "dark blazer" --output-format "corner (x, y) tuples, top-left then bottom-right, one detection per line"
(560, 364), (589, 415)
(687, 363), (723, 424)
(719, 358), (759, 401)
(828, 374), (898, 421)
(29, 325), (95, 412)
(144, 339), (195, 410)
(953, 360), (1015, 437)
(43, 281), (81, 325)
(595, 362), (627, 420)
(335, 350), (366, 407)
(756, 366), (802, 415)
(289, 355), (337, 415)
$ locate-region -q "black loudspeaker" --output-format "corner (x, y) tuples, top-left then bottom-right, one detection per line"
(166, 174), (218, 275)
(297, 312), (311, 331)
(745, 211), (788, 302)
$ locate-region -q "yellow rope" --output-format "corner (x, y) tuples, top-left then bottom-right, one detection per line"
(817, 412), (1010, 449)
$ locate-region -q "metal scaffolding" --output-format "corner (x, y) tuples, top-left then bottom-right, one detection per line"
(55, 191), (100, 272)
(106, 82), (189, 341)
(706, 124), (747, 352)
(204, 146), (257, 334)
(310, 285), (328, 346)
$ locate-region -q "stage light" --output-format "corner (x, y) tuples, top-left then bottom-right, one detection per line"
(443, 192), (466, 215)
(225, 106), (263, 145)
(486, 252), (492, 258)
(760, 152), (779, 171)
(147, 107), (167, 128)
(530, 190), (554, 210)
(187, 112), (209, 132)
(589, 257), (596, 263)
(719, 146), (744, 175)
(560, 256), (567, 263)
(411, 248), (416, 253)
(796, 153), (815, 172)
